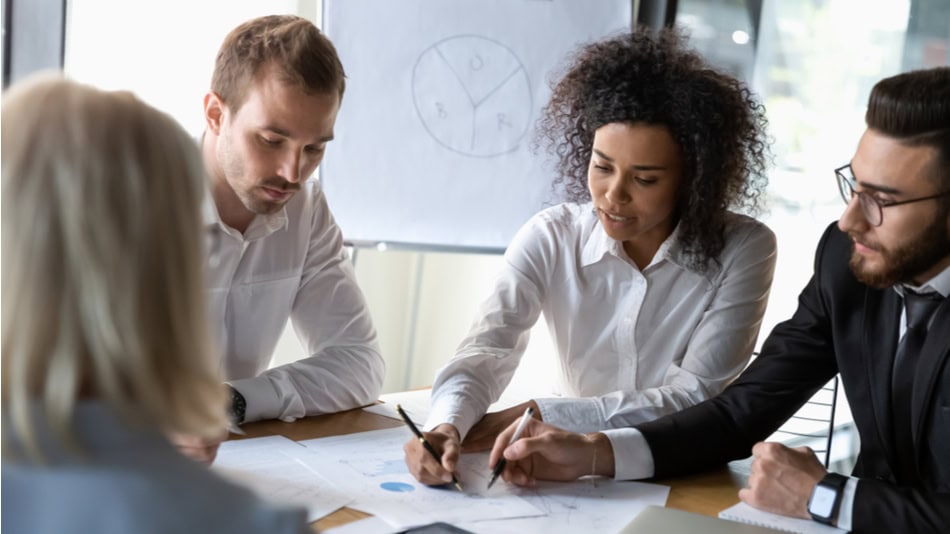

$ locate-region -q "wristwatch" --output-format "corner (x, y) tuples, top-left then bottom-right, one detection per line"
(228, 385), (247, 425)
(808, 473), (848, 525)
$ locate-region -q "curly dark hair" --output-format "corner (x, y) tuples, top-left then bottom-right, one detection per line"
(537, 27), (770, 271)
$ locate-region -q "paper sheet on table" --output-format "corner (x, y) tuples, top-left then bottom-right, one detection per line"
(299, 427), (543, 529)
(456, 479), (670, 534)
(719, 502), (847, 533)
(364, 389), (525, 427)
(213, 435), (352, 522)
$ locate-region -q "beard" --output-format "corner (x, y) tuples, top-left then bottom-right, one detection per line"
(849, 208), (950, 288)
(236, 177), (298, 215)
(217, 134), (298, 215)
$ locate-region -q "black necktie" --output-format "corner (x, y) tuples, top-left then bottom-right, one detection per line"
(891, 290), (942, 477)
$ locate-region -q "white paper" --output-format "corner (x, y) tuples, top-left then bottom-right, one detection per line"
(719, 502), (847, 533)
(456, 479), (670, 534)
(213, 435), (352, 522)
(299, 427), (543, 529)
(321, 0), (632, 250)
(363, 389), (527, 427)
(363, 390), (432, 426)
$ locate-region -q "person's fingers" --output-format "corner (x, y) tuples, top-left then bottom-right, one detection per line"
(183, 444), (216, 464)
(488, 416), (524, 467)
(403, 439), (426, 480)
(203, 442), (221, 464)
(738, 487), (755, 505)
(505, 461), (536, 487)
(171, 434), (221, 465)
(793, 445), (816, 458)
(750, 441), (769, 457)
(404, 431), (462, 485)
(504, 433), (554, 462)
(440, 435), (461, 474)
(404, 438), (445, 484)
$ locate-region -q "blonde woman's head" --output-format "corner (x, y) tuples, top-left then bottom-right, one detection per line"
(2, 73), (226, 459)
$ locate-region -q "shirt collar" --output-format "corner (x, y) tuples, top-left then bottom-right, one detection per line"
(580, 206), (689, 272)
(895, 263), (950, 299)
(202, 187), (289, 241)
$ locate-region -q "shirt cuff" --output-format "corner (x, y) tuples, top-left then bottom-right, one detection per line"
(535, 397), (604, 433)
(228, 376), (283, 423)
(601, 427), (655, 480)
(835, 476), (858, 531)
(424, 394), (481, 441)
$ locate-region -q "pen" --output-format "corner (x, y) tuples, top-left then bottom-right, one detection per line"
(395, 404), (463, 491)
(487, 406), (534, 489)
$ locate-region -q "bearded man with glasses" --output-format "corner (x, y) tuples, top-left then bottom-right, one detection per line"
(483, 67), (950, 534)
(834, 163), (950, 288)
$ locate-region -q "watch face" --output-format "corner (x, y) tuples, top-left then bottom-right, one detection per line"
(809, 485), (837, 517)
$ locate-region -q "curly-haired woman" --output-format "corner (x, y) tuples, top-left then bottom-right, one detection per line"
(405, 27), (776, 486)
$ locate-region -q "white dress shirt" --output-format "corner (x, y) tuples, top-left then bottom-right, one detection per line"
(605, 262), (950, 533)
(204, 180), (384, 423)
(426, 202), (777, 439)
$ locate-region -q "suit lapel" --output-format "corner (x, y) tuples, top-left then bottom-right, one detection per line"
(911, 298), (950, 450)
(863, 287), (901, 466)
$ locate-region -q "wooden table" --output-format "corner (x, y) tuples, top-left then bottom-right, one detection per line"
(235, 407), (746, 531)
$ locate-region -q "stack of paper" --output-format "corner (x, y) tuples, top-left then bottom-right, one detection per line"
(212, 435), (352, 522)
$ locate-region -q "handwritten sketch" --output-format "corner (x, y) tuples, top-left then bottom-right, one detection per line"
(457, 479), (671, 534)
(322, 0), (632, 248)
(412, 35), (532, 158)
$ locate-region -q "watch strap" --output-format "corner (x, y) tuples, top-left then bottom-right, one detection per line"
(228, 385), (247, 425)
(809, 472), (848, 525)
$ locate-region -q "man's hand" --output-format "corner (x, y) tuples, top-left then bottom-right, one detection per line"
(462, 400), (541, 452)
(739, 442), (827, 519)
(487, 417), (615, 487)
(404, 423), (461, 486)
(169, 430), (228, 465)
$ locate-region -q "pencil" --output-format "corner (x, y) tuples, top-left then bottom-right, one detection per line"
(395, 404), (463, 491)
(487, 406), (534, 489)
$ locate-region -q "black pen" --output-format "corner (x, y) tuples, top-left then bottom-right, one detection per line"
(487, 406), (534, 489)
(395, 404), (463, 491)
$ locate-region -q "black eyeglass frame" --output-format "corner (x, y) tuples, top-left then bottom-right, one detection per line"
(834, 163), (950, 227)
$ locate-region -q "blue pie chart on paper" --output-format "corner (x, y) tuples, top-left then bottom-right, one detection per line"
(380, 481), (415, 493)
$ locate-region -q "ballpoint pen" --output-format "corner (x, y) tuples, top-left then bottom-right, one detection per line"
(487, 406), (534, 489)
(395, 404), (463, 491)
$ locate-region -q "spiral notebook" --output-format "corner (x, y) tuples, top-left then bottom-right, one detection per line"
(619, 506), (786, 533)
(718, 502), (847, 533)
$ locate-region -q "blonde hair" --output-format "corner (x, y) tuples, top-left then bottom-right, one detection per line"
(2, 74), (227, 461)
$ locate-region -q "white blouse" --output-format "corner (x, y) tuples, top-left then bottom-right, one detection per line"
(426, 202), (777, 439)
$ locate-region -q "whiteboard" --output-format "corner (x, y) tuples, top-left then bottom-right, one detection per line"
(321, 0), (632, 251)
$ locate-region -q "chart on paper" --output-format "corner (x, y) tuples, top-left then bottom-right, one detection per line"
(299, 427), (543, 529)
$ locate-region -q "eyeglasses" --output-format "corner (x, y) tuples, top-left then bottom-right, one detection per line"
(834, 164), (950, 227)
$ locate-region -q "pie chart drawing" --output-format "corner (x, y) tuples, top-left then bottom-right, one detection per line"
(412, 35), (533, 158)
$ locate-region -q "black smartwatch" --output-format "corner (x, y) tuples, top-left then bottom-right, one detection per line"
(808, 473), (848, 526)
(227, 385), (247, 425)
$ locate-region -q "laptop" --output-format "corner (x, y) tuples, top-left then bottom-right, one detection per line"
(620, 505), (786, 533)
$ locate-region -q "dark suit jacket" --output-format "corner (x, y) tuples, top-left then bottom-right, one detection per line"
(636, 222), (949, 533)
